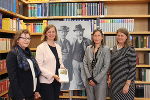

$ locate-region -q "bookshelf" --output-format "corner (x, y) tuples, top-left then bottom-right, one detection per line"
(0, 0), (150, 99)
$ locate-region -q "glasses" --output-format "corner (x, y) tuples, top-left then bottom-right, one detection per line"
(19, 37), (31, 41)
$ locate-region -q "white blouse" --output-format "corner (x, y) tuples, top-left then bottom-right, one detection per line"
(27, 59), (37, 92)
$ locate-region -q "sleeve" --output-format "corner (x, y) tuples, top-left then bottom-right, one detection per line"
(36, 45), (54, 80)
(83, 47), (92, 79)
(6, 52), (24, 99)
(94, 47), (111, 83)
(127, 46), (136, 81)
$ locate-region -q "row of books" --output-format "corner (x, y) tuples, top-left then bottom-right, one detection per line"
(71, 90), (86, 96)
(98, 19), (134, 32)
(28, 2), (106, 17)
(135, 84), (150, 98)
(131, 36), (150, 48)
(0, 0), (17, 13)
(0, 60), (6, 73)
(0, 78), (9, 95)
(138, 68), (150, 82)
(0, 38), (11, 51)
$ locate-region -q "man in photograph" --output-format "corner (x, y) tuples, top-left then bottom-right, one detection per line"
(70, 24), (91, 89)
(58, 26), (72, 90)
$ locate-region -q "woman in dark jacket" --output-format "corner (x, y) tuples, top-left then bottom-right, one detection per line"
(6, 29), (41, 100)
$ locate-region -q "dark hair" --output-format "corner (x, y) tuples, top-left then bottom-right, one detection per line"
(12, 29), (30, 48)
(91, 29), (104, 47)
(41, 24), (58, 41)
(116, 28), (131, 47)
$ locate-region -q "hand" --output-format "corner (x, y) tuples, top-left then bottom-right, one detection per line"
(53, 75), (60, 81)
(34, 92), (41, 99)
(122, 84), (129, 94)
(107, 78), (111, 88)
(88, 80), (96, 87)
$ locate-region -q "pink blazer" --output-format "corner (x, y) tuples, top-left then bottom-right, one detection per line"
(36, 41), (65, 84)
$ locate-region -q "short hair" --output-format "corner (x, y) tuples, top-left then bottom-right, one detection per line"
(116, 28), (131, 47)
(12, 29), (30, 48)
(41, 24), (58, 41)
(91, 29), (104, 48)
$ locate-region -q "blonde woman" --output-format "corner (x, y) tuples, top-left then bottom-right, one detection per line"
(36, 25), (65, 100)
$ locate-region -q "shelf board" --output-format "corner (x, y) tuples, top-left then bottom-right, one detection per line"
(0, 29), (16, 34)
(0, 8), (26, 19)
(26, 15), (150, 20)
(31, 33), (43, 35)
(0, 90), (8, 96)
(135, 48), (150, 51)
(104, 31), (150, 35)
(0, 70), (7, 75)
(0, 50), (9, 53)
(59, 96), (70, 98)
(71, 96), (87, 99)
(136, 65), (150, 68)
(23, 0), (150, 4)
(30, 48), (37, 51)
(135, 81), (150, 84)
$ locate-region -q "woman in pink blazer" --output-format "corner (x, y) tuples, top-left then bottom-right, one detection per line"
(36, 25), (65, 100)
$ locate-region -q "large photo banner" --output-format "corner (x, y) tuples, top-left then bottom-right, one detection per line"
(48, 21), (91, 90)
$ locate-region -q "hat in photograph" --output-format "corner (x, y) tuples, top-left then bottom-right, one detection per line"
(58, 26), (69, 32)
(73, 24), (85, 32)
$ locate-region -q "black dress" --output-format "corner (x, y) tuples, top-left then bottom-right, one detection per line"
(110, 46), (136, 100)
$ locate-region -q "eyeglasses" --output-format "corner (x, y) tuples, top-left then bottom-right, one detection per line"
(19, 37), (31, 41)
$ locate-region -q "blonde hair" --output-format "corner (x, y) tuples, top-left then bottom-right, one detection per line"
(12, 29), (30, 48)
(116, 28), (131, 47)
(41, 24), (58, 41)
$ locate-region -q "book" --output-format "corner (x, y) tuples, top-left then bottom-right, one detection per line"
(58, 68), (69, 83)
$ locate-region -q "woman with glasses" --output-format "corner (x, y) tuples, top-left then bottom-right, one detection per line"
(6, 29), (41, 100)
(82, 29), (110, 100)
(36, 25), (65, 100)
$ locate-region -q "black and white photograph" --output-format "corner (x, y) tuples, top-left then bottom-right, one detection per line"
(48, 21), (91, 90)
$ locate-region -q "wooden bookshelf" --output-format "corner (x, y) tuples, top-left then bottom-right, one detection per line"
(25, 15), (150, 20)
(0, 29), (16, 34)
(0, 50), (9, 53)
(135, 81), (150, 84)
(135, 48), (150, 51)
(0, 70), (7, 75)
(0, 90), (8, 97)
(0, 8), (26, 19)
(59, 96), (70, 98)
(22, 0), (150, 4)
(137, 65), (150, 68)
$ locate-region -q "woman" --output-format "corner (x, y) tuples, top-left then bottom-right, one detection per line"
(36, 24), (65, 100)
(6, 29), (41, 100)
(82, 29), (110, 100)
(108, 28), (136, 100)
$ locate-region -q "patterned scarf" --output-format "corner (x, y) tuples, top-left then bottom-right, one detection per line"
(14, 45), (41, 77)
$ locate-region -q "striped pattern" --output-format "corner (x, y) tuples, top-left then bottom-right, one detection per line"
(110, 46), (136, 100)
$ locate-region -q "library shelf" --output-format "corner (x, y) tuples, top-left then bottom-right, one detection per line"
(0, 90), (8, 97)
(136, 65), (150, 68)
(25, 15), (150, 20)
(0, 50), (9, 53)
(135, 81), (150, 84)
(59, 96), (70, 98)
(31, 32), (150, 36)
(0, 70), (7, 75)
(0, 8), (26, 19)
(135, 48), (150, 51)
(0, 29), (16, 34)
(30, 48), (37, 51)
(21, 0), (150, 4)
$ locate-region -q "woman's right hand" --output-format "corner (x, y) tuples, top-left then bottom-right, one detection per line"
(53, 75), (60, 81)
(107, 76), (111, 88)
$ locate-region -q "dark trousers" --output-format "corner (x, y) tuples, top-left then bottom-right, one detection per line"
(11, 95), (34, 100)
(40, 79), (61, 100)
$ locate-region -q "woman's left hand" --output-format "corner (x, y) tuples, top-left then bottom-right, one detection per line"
(34, 92), (41, 99)
(122, 84), (129, 94)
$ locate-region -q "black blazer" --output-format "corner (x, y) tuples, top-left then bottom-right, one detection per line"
(6, 50), (40, 100)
